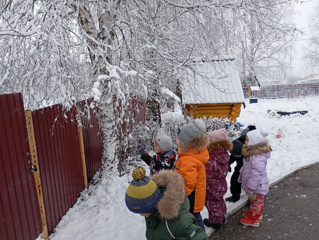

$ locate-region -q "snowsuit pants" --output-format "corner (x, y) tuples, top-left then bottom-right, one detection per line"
(205, 183), (227, 224)
(250, 194), (264, 213)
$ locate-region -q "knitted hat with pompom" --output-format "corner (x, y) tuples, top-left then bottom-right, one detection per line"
(208, 128), (227, 143)
(125, 166), (162, 214)
(247, 127), (269, 146)
(155, 128), (172, 153)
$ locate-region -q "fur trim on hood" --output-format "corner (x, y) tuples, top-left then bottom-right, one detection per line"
(151, 170), (185, 220)
(179, 133), (209, 153)
(242, 141), (272, 158)
(207, 139), (233, 153)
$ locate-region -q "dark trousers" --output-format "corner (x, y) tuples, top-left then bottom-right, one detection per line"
(192, 212), (205, 232)
(230, 167), (242, 196)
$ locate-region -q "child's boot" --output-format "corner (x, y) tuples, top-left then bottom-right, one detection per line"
(225, 194), (240, 203)
(203, 216), (226, 230)
(240, 212), (261, 227)
(244, 208), (263, 220)
(203, 218), (222, 230)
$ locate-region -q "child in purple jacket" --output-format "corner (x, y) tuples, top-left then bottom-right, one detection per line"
(204, 128), (233, 230)
(239, 127), (272, 227)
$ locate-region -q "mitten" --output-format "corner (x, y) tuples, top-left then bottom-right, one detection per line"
(248, 194), (257, 202)
(138, 148), (145, 155)
(237, 173), (242, 183)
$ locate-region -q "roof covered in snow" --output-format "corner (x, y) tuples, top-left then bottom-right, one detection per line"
(181, 59), (245, 104)
(297, 74), (319, 84)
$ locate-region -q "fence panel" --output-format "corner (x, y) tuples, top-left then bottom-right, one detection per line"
(243, 83), (319, 99)
(32, 104), (84, 235)
(134, 96), (146, 124)
(0, 93), (42, 240)
(79, 99), (102, 183)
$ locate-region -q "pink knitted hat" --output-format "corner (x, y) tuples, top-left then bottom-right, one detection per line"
(208, 128), (227, 142)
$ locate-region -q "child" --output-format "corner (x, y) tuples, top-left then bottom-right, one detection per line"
(204, 128), (233, 230)
(239, 127), (272, 227)
(139, 128), (176, 175)
(125, 166), (208, 240)
(226, 125), (256, 203)
(175, 121), (209, 232)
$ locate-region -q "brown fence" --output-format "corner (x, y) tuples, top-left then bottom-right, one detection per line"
(0, 93), (42, 240)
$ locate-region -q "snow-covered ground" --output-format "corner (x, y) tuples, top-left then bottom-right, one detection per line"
(40, 96), (319, 240)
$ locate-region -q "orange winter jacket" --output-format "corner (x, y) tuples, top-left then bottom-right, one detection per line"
(175, 148), (209, 213)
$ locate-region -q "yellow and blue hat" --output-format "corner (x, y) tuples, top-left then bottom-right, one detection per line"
(125, 166), (162, 214)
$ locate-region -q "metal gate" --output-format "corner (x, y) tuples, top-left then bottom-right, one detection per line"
(0, 93), (42, 240)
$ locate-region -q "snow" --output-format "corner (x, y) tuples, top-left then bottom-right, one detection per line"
(40, 96), (319, 240)
(92, 81), (102, 101)
(161, 87), (181, 102)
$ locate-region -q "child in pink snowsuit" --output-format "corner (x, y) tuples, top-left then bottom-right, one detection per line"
(204, 128), (233, 230)
(239, 127), (272, 227)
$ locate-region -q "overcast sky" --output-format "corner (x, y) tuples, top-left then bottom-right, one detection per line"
(291, 0), (318, 78)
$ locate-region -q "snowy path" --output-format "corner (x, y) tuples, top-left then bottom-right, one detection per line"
(41, 96), (319, 240)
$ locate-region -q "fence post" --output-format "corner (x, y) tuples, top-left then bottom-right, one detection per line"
(25, 111), (49, 240)
(76, 108), (88, 189)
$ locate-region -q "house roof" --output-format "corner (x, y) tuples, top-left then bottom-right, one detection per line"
(297, 74), (319, 84)
(181, 59), (245, 104)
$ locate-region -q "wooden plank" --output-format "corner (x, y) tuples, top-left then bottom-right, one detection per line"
(185, 104), (233, 110)
(77, 108), (88, 189)
(25, 110), (49, 240)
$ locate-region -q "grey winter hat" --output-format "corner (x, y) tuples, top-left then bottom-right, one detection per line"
(177, 123), (202, 145)
(194, 118), (206, 133)
(156, 128), (172, 153)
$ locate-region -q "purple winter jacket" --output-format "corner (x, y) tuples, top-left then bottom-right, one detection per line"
(240, 141), (272, 195)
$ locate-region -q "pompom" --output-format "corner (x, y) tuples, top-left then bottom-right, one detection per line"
(260, 127), (269, 137)
(194, 118), (206, 132)
(132, 166), (146, 180)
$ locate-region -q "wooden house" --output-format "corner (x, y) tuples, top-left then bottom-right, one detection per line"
(180, 59), (245, 123)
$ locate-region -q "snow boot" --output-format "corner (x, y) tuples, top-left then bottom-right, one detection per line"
(225, 194), (240, 203)
(240, 212), (261, 227)
(244, 208), (263, 220)
(204, 216), (226, 230)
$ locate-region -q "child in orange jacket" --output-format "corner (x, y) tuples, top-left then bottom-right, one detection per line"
(175, 121), (209, 232)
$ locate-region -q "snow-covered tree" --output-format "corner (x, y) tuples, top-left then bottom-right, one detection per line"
(225, 0), (297, 86)
(306, 2), (319, 68)
(0, 0), (299, 175)
(0, 0), (92, 109)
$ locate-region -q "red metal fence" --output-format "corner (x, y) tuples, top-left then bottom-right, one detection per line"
(32, 104), (84, 235)
(113, 95), (146, 139)
(0, 93), (42, 240)
(79, 99), (102, 183)
(0, 93), (145, 240)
